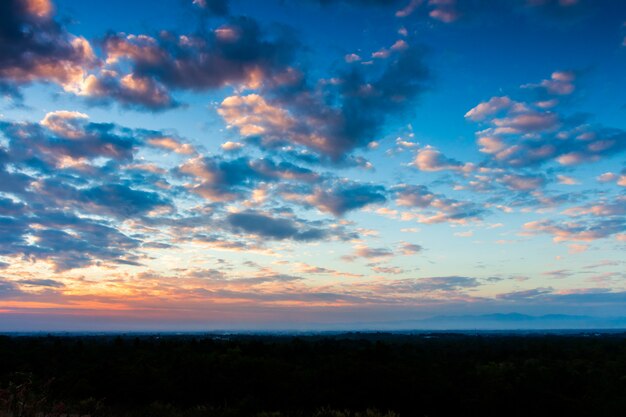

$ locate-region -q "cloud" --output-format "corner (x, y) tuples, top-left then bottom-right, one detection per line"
(492, 111), (559, 133)
(467, 72), (626, 168)
(178, 157), (262, 201)
(596, 171), (626, 187)
(427, 0), (460, 23)
(148, 136), (196, 154)
(221, 141), (245, 152)
(218, 93), (296, 137)
(0, 279), (25, 299)
(40, 110), (89, 137)
(396, 0), (421, 17)
(465, 96), (513, 121)
(319, 0), (462, 23)
(0, 2), (298, 110)
(538, 71), (576, 95)
(556, 174), (579, 185)
(192, 0), (229, 15)
(0, 211), (142, 271)
(497, 287), (553, 301)
(0, 112), (199, 270)
(345, 53), (362, 63)
(499, 173), (546, 191)
(393, 184), (486, 224)
(394, 185), (437, 208)
(413, 147), (473, 172)
(314, 0), (404, 7)
(0, 0), (97, 96)
(400, 242), (423, 254)
(79, 184), (171, 218)
(301, 182), (387, 216)
(372, 266), (405, 274)
(80, 72), (178, 110)
(410, 275), (479, 292)
(378, 275), (480, 294)
(219, 43), (429, 160)
(0, 112), (139, 169)
(562, 196), (626, 218)
(568, 243), (588, 254)
(523, 218), (625, 242)
(1, 0), (624, 326)
(19, 279), (65, 288)
(0, 197), (27, 217)
(178, 156), (320, 202)
(227, 211), (328, 241)
(342, 245), (393, 261)
(1, 113), (199, 253)
(318, 0), (593, 27)
(97, 16), (296, 108)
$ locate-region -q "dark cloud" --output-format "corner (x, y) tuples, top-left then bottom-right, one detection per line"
(0, 1), (299, 110)
(0, 197), (27, 216)
(519, 195), (626, 242)
(301, 182), (387, 216)
(0, 0), (96, 96)
(393, 184), (437, 208)
(82, 72), (178, 110)
(0, 113), (185, 270)
(190, 234), (260, 252)
(250, 159), (320, 183)
(546, 290), (626, 305)
(410, 276), (480, 292)
(494, 125), (626, 168)
(0, 114), (138, 170)
(493, 288), (626, 306)
(227, 211), (327, 241)
(380, 276), (481, 294)
(19, 279), (65, 288)
(0, 169), (31, 195)
(225, 274), (304, 286)
(498, 172), (547, 191)
(81, 184), (170, 218)
(0, 279), (25, 298)
(0, 217), (29, 248)
(467, 75), (626, 169)
(393, 184), (486, 223)
(497, 287), (554, 301)
(97, 16), (296, 108)
(221, 43), (430, 160)
(20, 212), (142, 271)
(177, 156), (321, 202)
(524, 217), (625, 242)
(400, 242), (423, 255)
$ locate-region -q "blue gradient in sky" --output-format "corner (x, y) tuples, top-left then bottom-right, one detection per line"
(0, 0), (624, 330)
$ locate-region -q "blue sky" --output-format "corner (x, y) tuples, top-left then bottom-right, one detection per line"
(0, 0), (625, 330)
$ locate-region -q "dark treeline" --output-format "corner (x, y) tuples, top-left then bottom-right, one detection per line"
(1, 332), (626, 417)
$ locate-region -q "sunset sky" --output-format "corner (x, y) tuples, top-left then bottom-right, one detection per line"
(0, 0), (625, 331)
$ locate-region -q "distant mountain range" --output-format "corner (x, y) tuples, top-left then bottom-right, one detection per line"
(2, 313), (626, 333)
(375, 313), (626, 331)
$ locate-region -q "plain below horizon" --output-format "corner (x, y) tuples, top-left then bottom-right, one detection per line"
(2, 313), (626, 333)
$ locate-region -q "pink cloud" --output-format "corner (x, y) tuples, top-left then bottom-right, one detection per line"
(465, 96), (513, 121)
(396, 0), (422, 17)
(413, 147), (473, 172)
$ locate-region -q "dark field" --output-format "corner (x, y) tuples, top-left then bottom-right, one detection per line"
(1, 332), (626, 417)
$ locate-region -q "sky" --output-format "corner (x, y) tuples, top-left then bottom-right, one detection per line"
(0, 0), (625, 331)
